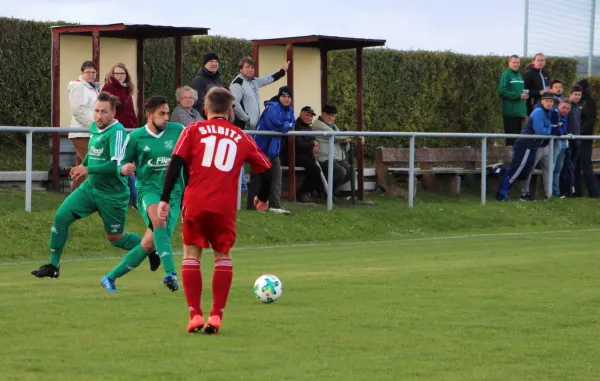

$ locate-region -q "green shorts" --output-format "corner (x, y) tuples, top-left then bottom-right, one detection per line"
(59, 181), (129, 234)
(137, 190), (181, 237)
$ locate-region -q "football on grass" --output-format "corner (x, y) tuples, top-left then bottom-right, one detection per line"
(253, 274), (283, 303)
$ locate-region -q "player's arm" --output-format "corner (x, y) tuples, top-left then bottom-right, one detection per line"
(87, 128), (127, 174)
(117, 133), (137, 176)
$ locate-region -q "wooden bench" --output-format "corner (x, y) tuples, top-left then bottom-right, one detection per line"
(376, 146), (514, 196)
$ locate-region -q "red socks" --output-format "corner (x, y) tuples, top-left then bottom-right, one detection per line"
(182, 259), (202, 319)
(210, 258), (233, 319)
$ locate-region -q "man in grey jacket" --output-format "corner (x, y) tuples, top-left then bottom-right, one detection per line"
(230, 57), (289, 129)
(312, 105), (364, 192)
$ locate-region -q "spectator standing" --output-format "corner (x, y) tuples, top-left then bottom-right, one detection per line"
(498, 55), (528, 146)
(101, 62), (138, 208)
(573, 79), (600, 198)
(523, 53), (551, 115)
(230, 57), (289, 192)
(191, 52), (225, 118)
(560, 85), (583, 196)
(67, 60), (100, 191)
(171, 86), (203, 126)
(247, 86), (295, 214)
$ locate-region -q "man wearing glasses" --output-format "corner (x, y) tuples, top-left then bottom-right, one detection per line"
(68, 60), (101, 191)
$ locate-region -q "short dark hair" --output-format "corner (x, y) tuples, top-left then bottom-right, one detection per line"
(570, 84), (583, 94)
(509, 55), (520, 60)
(205, 87), (234, 114)
(238, 57), (256, 70)
(96, 92), (117, 110)
(81, 60), (97, 72)
(145, 96), (168, 114)
(551, 80), (562, 87)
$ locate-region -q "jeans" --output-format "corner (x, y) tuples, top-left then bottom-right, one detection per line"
(552, 141), (568, 196)
(240, 165), (248, 191)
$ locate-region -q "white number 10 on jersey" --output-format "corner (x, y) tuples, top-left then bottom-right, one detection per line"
(200, 136), (237, 172)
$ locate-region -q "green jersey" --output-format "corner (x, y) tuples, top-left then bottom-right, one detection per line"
(121, 122), (185, 195)
(85, 120), (128, 194)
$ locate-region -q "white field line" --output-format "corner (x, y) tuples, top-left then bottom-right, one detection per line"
(1, 228), (598, 268)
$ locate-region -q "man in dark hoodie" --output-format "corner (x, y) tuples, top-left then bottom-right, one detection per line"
(573, 79), (600, 197)
(523, 53), (551, 115)
(191, 52), (225, 118)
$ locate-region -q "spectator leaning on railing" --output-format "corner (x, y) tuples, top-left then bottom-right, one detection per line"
(498, 55), (528, 146)
(68, 60), (100, 191)
(560, 85), (583, 196)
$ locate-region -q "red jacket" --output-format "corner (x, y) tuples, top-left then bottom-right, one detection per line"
(101, 77), (138, 128)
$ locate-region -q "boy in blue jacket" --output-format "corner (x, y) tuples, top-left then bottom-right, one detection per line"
(247, 86), (295, 214)
(496, 93), (556, 201)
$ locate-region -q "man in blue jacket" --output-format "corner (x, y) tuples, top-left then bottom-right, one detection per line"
(247, 86), (295, 214)
(496, 92), (556, 201)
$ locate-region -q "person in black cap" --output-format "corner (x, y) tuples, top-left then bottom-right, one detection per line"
(281, 106), (323, 203)
(312, 105), (364, 194)
(190, 51), (225, 118)
(248, 86), (295, 214)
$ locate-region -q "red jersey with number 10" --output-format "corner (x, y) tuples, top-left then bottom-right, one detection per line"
(173, 117), (271, 217)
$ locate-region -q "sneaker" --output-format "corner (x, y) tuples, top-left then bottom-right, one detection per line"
(187, 315), (205, 333)
(100, 275), (118, 292)
(520, 193), (534, 201)
(163, 272), (179, 292)
(148, 250), (161, 272)
(496, 192), (509, 202)
(204, 315), (222, 335)
(269, 207), (291, 215)
(31, 264), (60, 278)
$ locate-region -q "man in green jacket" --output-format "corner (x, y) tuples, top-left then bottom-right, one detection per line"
(498, 55), (529, 146)
(312, 105), (363, 193)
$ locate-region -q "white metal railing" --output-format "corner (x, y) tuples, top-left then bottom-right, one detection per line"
(0, 126), (597, 212)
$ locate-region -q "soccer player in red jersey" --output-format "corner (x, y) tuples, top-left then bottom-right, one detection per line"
(158, 87), (273, 334)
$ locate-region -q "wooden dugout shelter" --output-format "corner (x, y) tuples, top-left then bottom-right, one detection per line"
(251, 35), (386, 201)
(49, 23), (209, 191)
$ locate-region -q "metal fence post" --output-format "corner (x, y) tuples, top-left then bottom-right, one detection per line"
(327, 136), (335, 211)
(408, 136), (415, 208)
(237, 170), (242, 211)
(26, 131), (33, 212)
(481, 137), (487, 205)
(547, 137), (554, 198)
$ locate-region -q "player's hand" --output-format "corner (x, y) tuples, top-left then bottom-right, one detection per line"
(71, 165), (88, 180)
(157, 201), (170, 221)
(121, 163), (136, 176)
(254, 196), (269, 212)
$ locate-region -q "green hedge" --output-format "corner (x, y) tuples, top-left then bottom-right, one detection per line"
(0, 16), (581, 160)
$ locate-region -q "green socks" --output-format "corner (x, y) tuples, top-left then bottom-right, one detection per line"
(154, 227), (175, 274)
(107, 244), (148, 279)
(110, 232), (142, 250)
(49, 225), (67, 267)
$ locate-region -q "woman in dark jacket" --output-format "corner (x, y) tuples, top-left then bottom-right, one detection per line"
(101, 63), (138, 207)
(101, 63), (138, 128)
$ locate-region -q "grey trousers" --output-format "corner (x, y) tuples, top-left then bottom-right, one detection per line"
(521, 144), (551, 197)
(247, 156), (282, 209)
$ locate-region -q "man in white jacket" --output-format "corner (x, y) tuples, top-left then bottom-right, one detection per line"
(67, 60), (100, 191)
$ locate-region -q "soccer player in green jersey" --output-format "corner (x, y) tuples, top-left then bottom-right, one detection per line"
(100, 96), (185, 292)
(31, 92), (143, 279)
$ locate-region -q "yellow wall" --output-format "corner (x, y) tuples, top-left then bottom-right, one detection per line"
(257, 45), (321, 116)
(59, 35), (137, 127)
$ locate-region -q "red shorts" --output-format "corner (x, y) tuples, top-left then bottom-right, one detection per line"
(182, 210), (236, 254)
